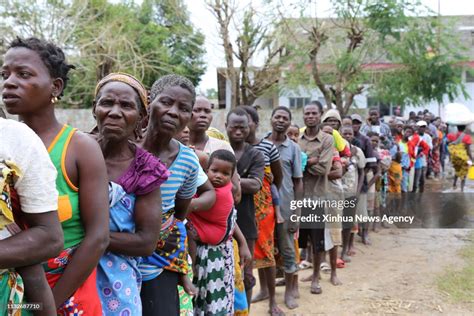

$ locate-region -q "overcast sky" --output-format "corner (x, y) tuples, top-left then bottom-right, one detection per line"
(184, 0), (474, 93)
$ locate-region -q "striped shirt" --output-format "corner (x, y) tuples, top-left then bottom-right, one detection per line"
(139, 142), (199, 280)
(253, 139), (280, 166)
(161, 143), (200, 213)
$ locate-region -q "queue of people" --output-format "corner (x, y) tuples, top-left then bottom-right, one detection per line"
(0, 37), (472, 316)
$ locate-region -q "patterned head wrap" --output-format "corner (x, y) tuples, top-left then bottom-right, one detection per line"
(94, 72), (148, 112)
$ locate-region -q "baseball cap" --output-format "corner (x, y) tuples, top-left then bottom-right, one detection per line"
(351, 114), (363, 123)
(416, 120), (427, 127)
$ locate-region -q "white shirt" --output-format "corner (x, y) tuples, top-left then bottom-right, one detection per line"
(0, 118), (58, 213)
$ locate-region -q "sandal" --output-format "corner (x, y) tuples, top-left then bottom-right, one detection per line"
(336, 258), (345, 269)
(320, 262), (331, 274)
(298, 260), (313, 270)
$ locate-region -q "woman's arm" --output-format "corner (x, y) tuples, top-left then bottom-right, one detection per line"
(108, 189), (162, 256)
(233, 225), (251, 268)
(0, 211), (63, 268)
(51, 135), (109, 308)
(231, 171), (241, 204)
(174, 197), (193, 221)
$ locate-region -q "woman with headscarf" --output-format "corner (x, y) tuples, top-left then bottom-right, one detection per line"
(92, 73), (169, 315)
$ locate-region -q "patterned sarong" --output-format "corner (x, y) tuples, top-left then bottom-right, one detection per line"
(44, 247), (102, 315)
(253, 173), (276, 269)
(0, 271), (25, 316)
(449, 143), (469, 178)
(193, 239), (235, 315)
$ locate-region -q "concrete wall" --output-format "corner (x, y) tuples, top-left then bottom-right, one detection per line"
(3, 108), (97, 133)
(2, 106), (304, 139)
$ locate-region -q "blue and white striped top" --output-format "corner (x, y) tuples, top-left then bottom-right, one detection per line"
(139, 142), (200, 281)
(160, 143), (200, 213)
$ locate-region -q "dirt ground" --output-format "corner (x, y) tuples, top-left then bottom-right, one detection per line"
(251, 228), (473, 315)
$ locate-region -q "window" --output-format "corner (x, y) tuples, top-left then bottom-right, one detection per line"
(289, 97), (311, 109)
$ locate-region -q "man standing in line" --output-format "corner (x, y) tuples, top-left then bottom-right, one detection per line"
(265, 106), (303, 309)
(298, 102), (335, 294)
(226, 108), (265, 310)
(361, 107), (394, 148)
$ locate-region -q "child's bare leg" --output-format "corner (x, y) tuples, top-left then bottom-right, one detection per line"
(329, 247), (342, 286)
(17, 264), (56, 316)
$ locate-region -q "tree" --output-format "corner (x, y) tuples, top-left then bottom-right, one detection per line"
(0, 0), (206, 108)
(205, 88), (218, 99)
(275, 0), (467, 115)
(207, 0), (286, 108)
(207, 0), (239, 108)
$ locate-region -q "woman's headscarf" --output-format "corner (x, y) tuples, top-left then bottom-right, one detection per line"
(94, 72), (148, 112)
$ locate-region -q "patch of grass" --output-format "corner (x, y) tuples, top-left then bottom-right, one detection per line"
(437, 232), (474, 303)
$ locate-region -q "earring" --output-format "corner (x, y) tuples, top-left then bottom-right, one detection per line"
(51, 96), (58, 104)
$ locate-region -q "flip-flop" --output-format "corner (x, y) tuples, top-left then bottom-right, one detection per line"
(336, 258), (345, 269)
(320, 262), (331, 274)
(298, 260), (313, 270)
(275, 278), (285, 286)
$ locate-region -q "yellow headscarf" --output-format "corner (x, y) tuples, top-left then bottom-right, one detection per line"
(94, 72), (148, 110)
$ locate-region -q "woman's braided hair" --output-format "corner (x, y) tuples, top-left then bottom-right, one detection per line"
(9, 37), (75, 99)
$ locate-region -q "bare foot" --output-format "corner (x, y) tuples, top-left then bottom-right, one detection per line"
(310, 280), (322, 294)
(269, 301), (285, 315)
(292, 286), (300, 299)
(284, 293), (298, 309)
(301, 274), (312, 282)
(362, 234), (372, 245)
(178, 274), (197, 296)
(330, 273), (342, 286)
(252, 291), (269, 303)
(348, 248), (356, 256)
(341, 253), (351, 263)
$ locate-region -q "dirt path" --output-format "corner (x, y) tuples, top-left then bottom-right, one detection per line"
(251, 228), (473, 315)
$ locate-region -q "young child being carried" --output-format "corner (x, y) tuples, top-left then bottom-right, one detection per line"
(187, 149), (236, 245)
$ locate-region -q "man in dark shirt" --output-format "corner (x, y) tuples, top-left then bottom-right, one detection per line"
(226, 107), (265, 308)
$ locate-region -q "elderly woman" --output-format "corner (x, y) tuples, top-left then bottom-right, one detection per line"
(139, 75), (202, 315)
(92, 73), (169, 315)
(2, 37), (109, 315)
